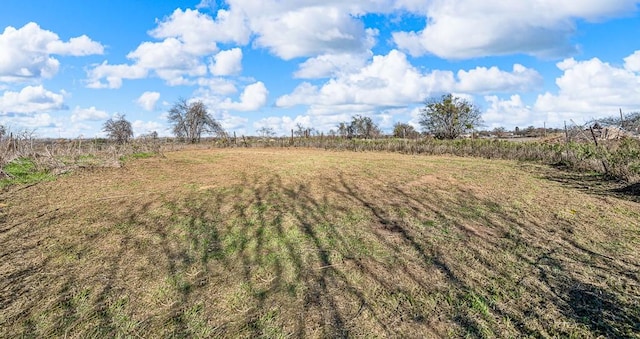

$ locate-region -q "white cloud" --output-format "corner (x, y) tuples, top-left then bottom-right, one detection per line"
(250, 6), (377, 59)
(277, 50), (456, 110)
(278, 50), (539, 115)
(393, 0), (640, 59)
(0, 112), (59, 130)
(132, 120), (165, 136)
(210, 48), (243, 76)
(457, 64), (543, 93)
(483, 95), (535, 129)
(0, 22), (103, 83)
(126, 38), (209, 81)
(0, 85), (66, 114)
(197, 77), (238, 95)
(86, 8), (250, 88)
(294, 52), (371, 79)
(218, 81), (268, 111)
(71, 106), (109, 123)
(196, 0), (215, 10)
(136, 91), (161, 111)
(624, 50), (640, 72)
(46, 35), (105, 56)
(216, 111), (249, 130)
(534, 53), (640, 123)
(151, 8), (250, 48)
(86, 62), (148, 89)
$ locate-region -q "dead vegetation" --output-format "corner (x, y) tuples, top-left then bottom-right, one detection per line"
(1, 148), (638, 337)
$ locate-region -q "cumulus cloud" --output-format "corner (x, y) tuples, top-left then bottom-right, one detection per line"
(277, 50), (455, 109)
(197, 77), (238, 95)
(216, 111), (249, 130)
(277, 50), (539, 115)
(210, 48), (243, 76)
(393, 0), (640, 59)
(483, 95), (535, 129)
(151, 8), (250, 48)
(132, 120), (165, 136)
(534, 53), (640, 122)
(46, 35), (105, 56)
(294, 52), (371, 79)
(0, 22), (103, 83)
(87, 62), (148, 89)
(0, 85), (67, 114)
(71, 106), (109, 123)
(0, 112), (59, 130)
(86, 8), (249, 88)
(457, 64), (543, 93)
(136, 91), (161, 111)
(218, 81), (268, 111)
(624, 50), (640, 72)
(250, 7), (378, 59)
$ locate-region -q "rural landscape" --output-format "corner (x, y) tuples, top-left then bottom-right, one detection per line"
(2, 1), (640, 338)
(1, 95), (640, 337)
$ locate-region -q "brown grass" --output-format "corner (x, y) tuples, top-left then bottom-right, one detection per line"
(1, 148), (639, 338)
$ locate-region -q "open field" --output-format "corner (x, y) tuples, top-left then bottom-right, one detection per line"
(1, 148), (639, 337)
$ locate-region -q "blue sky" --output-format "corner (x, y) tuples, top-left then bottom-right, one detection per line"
(1, 0), (639, 138)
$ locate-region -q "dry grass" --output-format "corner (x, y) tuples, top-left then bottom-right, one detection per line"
(1, 148), (639, 338)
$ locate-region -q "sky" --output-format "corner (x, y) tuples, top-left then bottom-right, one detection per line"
(1, 0), (639, 138)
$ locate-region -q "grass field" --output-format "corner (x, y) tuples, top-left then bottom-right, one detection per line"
(1, 148), (639, 338)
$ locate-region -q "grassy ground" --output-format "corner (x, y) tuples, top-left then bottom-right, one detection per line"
(1, 148), (639, 338)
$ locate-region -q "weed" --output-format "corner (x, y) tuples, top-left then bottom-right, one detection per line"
(0, 157), (55, 188)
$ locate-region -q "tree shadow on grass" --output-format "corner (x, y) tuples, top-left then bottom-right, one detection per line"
(2, 162), (639, 338)
(538, 163), (640, 203)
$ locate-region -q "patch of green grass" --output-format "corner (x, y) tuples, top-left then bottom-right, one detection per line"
(1, 157), (55, 188)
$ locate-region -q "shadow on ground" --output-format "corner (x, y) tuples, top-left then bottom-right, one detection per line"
(1, 161), (639, 337)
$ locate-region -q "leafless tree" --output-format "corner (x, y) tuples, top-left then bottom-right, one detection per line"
(103, 114), (133, 144)
(256, 126), (276, 138)
(168, 99), (226, 143)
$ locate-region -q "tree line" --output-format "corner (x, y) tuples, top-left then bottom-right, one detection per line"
(105, 93), (636, 144)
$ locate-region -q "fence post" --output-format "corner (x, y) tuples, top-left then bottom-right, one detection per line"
(589, 126), (610, 175)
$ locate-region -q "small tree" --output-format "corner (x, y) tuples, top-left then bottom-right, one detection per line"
(393, 122), (419, 139)
(350, 115), (381, 139)
(419, 94), (483, 139)
(103, 114), (133, 144)
(257, 126), (276, 138)
(492, 127), (507, 138)
(168, 98), (226, 143)
(337, 122), (352, 138)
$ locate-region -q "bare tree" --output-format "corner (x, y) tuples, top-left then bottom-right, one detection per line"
(103, 114), (133, 144)
(256, 126), (276, 138)
(337, 122), (352, 138)
(168, 98), (226, 143)
(419, 94), (483, 139)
